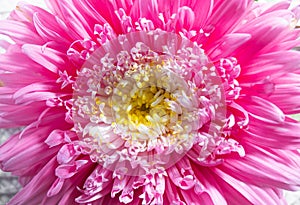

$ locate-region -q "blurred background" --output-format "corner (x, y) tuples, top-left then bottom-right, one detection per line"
(0, 0), (300, 204)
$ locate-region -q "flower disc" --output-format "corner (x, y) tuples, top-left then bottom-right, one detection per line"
(73, 31), (226, 175)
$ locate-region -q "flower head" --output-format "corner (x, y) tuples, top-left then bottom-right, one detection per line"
(1, 0), (300, 204)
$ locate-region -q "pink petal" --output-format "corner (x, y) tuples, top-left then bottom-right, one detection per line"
(175, 6), (195, 31)
(213, 167), (286, 205)
(33, 11), (72, 44)
(203, 0), (251, 46)
(22, 44), (67, 74)
(7, 157), (57, 205)
(13, 82), (66, 105)
(208, 33), (251, 60)
(57, 143), (80, 164)
(221, 143), (300, 191)
(0, 20), (44, 44)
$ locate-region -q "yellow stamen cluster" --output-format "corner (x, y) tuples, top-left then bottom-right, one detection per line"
(110, 61), (196, 148)
(127, 87), (173, 126)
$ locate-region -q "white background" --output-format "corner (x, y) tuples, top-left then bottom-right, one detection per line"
(0, 0), (299, 204)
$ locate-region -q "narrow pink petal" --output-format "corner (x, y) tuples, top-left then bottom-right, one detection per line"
(57, 143), (81, 164)
(208, 33), (251, 60)
(261, 1), (291, 14)
(0, 103), (47, 128)
(164, 178), (185, 204)
(193, 167), (227, 205)
(235, 16), (291, 65)
(13, 82), (66, 105)
(44, 0), (92, 38)
(221, 143), (300, 191)
(130, 0), (160, 24)
(71, 0), (109, 30)
(240, 50), (300, 82)
(175, 6), (195, 31)
(239, 96), (285, 123)
(0, 73), (42, 87)
(10, 2), (47, 22)
(187, 0), (214, 28)
(47, 178), (64, 197)
(268, 73), (300, 114)
(203, 0), (251, 46)
(242, 115), (300, 149)
(119, 176), (135, 204)
(111, 175), (131, 198)
(0, 39), (11, 50)
(44, 156), (93, 204)
(7, 157), (57, 205)
(213, 167), (287, 205)
(33, 11), (72, 44)
(180, 189), (214, 205)
(56, 188), (78, 205)
(0, 45), (56, 78)
(22, 44), (67, 74)
(0, 126), (59, 172)
(0, 20), (44, 44)
(45, 130), (67, 148)
(76, 184), (113, 203)
(211, 171), (252, 205)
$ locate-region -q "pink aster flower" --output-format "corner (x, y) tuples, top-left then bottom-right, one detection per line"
(1, 0), (300, 204)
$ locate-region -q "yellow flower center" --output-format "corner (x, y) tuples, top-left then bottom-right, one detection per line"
(127, 87), (172, 127)
(72, 31), (227, 172)
(111, 63), (191, 143)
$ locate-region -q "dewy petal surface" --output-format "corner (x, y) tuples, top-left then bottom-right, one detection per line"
(0, 0), (300, 205)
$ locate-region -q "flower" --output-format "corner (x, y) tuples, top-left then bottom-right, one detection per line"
(1, 0), (300, 204)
